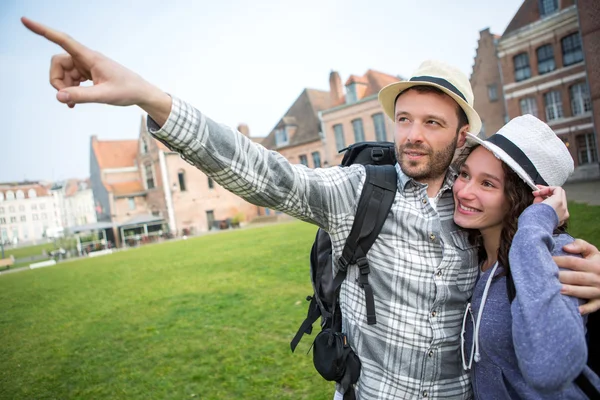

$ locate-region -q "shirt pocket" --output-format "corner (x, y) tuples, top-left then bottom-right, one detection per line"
(450, 230), (479, 293)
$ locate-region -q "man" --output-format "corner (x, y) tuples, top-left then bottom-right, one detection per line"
(21, 18), (600, 399)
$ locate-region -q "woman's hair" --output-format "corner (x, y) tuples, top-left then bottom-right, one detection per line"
(458, 145), (567, 275)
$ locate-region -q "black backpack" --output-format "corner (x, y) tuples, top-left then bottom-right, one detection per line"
(507, 273), (600, 397)
(290, 142), (397, 400)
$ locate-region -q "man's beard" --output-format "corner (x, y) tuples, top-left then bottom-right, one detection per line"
(395, 135), (458, 181)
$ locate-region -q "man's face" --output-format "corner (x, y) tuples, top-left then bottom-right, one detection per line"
(393, 89), (467, 182)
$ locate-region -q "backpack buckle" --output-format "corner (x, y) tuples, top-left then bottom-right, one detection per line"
(371, 148), (385, 162)
(356, 257), (370, 275)
(338, 256), (349, 271)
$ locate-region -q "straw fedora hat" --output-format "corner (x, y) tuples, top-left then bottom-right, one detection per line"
(466, 114), (573, 190)
(378, 60), (482, 135)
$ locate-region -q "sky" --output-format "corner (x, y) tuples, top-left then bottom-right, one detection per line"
(0, 0), (524, 183)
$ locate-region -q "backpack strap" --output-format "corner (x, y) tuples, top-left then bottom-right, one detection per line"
(337, 164), (397, 325)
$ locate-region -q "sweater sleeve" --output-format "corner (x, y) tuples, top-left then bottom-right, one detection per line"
(509, 203), (587, 392)
(145, 97), (365, 233)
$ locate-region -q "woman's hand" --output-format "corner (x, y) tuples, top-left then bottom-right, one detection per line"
(532, 185), (569, 226)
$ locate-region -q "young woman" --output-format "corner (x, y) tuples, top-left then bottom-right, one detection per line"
(453, 114), (600, 398)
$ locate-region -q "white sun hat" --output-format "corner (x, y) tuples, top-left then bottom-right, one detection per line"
(466, 114), (574, 190)
(378, 60), (482, 135)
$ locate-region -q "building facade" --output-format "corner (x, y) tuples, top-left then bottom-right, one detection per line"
(0, 183), (61, 243)
(472, 0), (600, 180)
(51, 179), (97, 229)
(90, 117), (261, 241)
(320, 70), (399, 166)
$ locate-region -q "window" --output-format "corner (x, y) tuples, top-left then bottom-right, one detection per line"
(145, 163), (155, 189)
(40, 204), (45, 210)
(18, 205), (25, 212)
(544, 91), (563, 121)
(28, 189), (36, 198)
(206, 210), (215, 230)
(140, 138), (149, 154)
(8, 206), (15, 213)
(312, 152), (321, 168)
(128, 197), (135, 210)
(352, 119), (365, 143)
(0, 218), (5, 224)
(178, 170), (187, 191)
(334, 124), (345, 151)
(346, 83), (358, 104)
(10, 217), (16, 223)
(31, 204), (37, 210)
(372, 113), (387, 142)
(540, 0), (558, 17)
(577, 133), (598, 165)
(562, 33), (583, 66)
(570, 83), (592, 116)
(20, 216), (26, 222)
(299, 155), (308, 166)
(0, 207), (3, 214)
(536, 44), (555, 74)
(6, 191), (14, 201)
(520, 97), (539, 117)
(208, 177), (214, 189)
(487, 85), (498, 101)
(33, 214), (39, 221)
(514, 53), (531, 82)
(16, 190), (24, 200)
(275, 128), (289, 147)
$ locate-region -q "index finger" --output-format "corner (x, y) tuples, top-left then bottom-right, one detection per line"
(21, 17), (90, 58)
(554, 255), (595, 272)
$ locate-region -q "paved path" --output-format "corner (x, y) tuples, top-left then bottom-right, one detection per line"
(564, 179), (600, 206)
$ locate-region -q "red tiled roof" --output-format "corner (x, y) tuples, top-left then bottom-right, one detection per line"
(108, 181), (145, 196)
(92, 138), (138, 169)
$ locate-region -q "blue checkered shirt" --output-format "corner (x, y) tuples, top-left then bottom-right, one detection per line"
(148, 97), (478, 399)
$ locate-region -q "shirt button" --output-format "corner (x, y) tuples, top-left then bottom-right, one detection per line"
(436, 270), (442, 277)
(431, 311), (437, 317)
(422, 198), (428, 204)
(428, 350), (434, 358)
(429, 233), (436, 241)
(423, 391), (428, 397)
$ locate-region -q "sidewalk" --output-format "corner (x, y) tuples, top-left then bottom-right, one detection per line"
(563, 179), (600, 206)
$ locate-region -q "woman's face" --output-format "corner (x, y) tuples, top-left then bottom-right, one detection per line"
(453, 146), (509, 233)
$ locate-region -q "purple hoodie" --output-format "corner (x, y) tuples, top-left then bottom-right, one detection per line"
(465, 203), (600, 399)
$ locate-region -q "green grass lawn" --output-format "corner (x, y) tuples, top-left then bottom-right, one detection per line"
(1, 203), (599, 400)
(567, 201), (600, 248)
(2, 242), (54, 260)
(0, 221), (333, 400)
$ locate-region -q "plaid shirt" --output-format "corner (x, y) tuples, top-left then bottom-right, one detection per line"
(148, 97), (478, 399)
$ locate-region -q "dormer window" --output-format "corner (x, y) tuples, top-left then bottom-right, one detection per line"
(346, 83), (358, 104)
(275, 128), (289, 147)
(539, 0), (558, 17)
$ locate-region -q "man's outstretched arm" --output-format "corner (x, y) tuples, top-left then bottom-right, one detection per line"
(555, 239), (600, 314)
(21, 17), (364, 233)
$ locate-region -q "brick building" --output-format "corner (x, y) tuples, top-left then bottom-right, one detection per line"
(320, 70), (400, 166)
(90, 118), (260, 243)
(472, 0), (600, 180)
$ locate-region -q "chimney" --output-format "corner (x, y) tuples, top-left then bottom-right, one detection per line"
(329, 70), (343, 105)
(237, 123), (250, 137)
